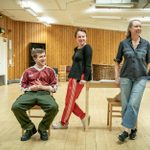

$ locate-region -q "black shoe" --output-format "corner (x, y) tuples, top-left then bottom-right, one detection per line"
(38, 130), (48, 141)
(118, 131), (129, 142)
(21, 126), (37, 141)
(129, 128), (137, 140)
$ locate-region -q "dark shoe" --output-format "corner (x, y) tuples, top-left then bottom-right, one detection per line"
(38, 130), (48, 141)
(129, 128), (137, 140)
(21, 126), (37, 141)
(118, 131), (129, 142)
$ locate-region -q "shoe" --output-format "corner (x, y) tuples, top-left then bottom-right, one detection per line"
(129, 128), (137, 140)
(118, 131), (129, 142)
(38, 130), (48, 141)
(21, 126), (37, 141)
(52, 122), (68, 129)
(81, 116), (90, 130)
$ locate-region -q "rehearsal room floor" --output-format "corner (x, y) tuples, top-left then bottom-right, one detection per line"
(0, 82), (150, 150)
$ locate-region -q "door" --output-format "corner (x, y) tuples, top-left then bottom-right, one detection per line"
(0, 37), (7, 85)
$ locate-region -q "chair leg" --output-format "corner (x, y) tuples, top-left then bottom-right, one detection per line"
(48, 128), (50, 136)
(107, 103), (109, 126)
(135, 120), (138, 129)
(109, 104), (112, 131)
(28, 110), (31, 116)
(22, 129), (24, 135)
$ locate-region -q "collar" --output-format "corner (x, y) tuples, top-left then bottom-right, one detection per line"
(33, 65), (46, 71)
(127, 36), (142, 44)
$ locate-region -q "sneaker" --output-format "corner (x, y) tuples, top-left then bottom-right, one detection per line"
(52, 122), (68, 129)
(129, 128), (137, 140)
(21, 126), (37, 141)
(38, 130), (48, 141)
(81, 116), (90, 130)
(118, 131), (129, 142)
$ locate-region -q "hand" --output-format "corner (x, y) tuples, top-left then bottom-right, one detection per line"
(79, 80), (86, 85)
(29, 85), (39, 91)
(31, 79), (43, 91)
(34, 79), (42, 85)
(115, 77), (120, 87)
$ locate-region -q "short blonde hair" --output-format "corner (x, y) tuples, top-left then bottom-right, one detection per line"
(31, 48), (45, 59)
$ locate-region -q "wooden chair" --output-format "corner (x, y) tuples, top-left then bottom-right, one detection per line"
(21, 91), (54, 136)
(22, 105), (51, 136)
(107, 96), (137, 131)
(58, 65), (67, 82)
(107, 97), (122, 131)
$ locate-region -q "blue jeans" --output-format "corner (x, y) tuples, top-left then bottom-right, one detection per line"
(120, 77), (147, 129)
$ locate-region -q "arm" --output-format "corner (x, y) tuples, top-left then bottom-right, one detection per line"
(20, 70), (31, 92)
(146, 42), (150, 75)
(114, 62), (120, 86)
(21, 68), (58, 92)
(35, 68), (58, 92)
(80, 44), (92, 84)
(20, 70), (51, 92)
(114, 42), (123, 86)
(20, 71), (41, 92)
(147, 63), (150, 74)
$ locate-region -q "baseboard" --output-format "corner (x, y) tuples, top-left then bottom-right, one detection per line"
(7, 79), (20, 84)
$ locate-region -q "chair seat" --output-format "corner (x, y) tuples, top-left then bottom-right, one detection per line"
(107, 97), (138, 130)
(31, 105), (41, 109)
(22, 105), (50, 136)
(107, 97), (122, 131)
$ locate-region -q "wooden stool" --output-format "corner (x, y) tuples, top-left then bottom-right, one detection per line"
(107, 98), (122, 131)
(22, 105), (51, 136)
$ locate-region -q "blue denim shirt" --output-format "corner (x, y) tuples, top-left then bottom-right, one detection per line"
(114, 37), (150, 79)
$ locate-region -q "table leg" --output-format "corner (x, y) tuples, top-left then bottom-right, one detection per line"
(85, 87), (89, 131)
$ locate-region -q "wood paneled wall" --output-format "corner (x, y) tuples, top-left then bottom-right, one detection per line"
(0, 14), (125, 80)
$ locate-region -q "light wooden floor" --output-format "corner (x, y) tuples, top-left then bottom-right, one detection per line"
(0, 82), (150, 150)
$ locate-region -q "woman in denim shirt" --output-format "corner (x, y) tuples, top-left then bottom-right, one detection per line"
(114, 19), (150, 142)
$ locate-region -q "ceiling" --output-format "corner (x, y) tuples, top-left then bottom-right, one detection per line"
(0, 0), (150, 31)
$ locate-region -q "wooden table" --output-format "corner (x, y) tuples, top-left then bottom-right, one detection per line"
(85, 80), (118, 130)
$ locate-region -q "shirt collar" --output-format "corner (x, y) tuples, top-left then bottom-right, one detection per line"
(33, 65), (46, 71)
(127, 36), (142, 44)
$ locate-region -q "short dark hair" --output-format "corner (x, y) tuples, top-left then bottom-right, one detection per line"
(31, 48), (45, 59)
(74, 27), (87, 38)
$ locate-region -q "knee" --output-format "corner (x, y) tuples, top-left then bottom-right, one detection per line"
(53, 103), (59, 113)
(50, 103), (59, 114)
(11, 102), (20, 112)
(128, 103), (139, 112)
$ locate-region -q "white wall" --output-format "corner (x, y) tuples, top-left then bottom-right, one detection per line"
(141, 27), (150, 42)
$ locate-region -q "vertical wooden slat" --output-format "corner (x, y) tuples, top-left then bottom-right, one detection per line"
(0, 14), (125, 81)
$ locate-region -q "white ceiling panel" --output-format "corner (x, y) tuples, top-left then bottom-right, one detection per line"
(0, 0), (150, 31)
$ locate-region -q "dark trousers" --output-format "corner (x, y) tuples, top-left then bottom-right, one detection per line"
(11, 91), (59, 131)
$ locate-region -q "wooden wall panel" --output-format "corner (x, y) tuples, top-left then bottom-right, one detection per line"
(0, 14), (125, 80)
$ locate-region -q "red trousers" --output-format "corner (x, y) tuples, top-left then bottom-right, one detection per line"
(61, 78), (85, 125)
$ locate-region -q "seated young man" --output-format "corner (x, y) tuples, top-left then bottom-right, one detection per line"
(11, 48), (59, 141)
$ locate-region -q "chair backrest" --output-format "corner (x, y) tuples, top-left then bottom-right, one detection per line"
(66, 66), (71, 73)
(59, 65), (66, 73)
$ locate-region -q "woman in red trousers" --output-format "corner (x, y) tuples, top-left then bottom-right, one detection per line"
(52, 28), (92, 129)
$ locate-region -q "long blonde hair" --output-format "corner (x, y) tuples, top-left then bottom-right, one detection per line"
(126, 19), (141, 39)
